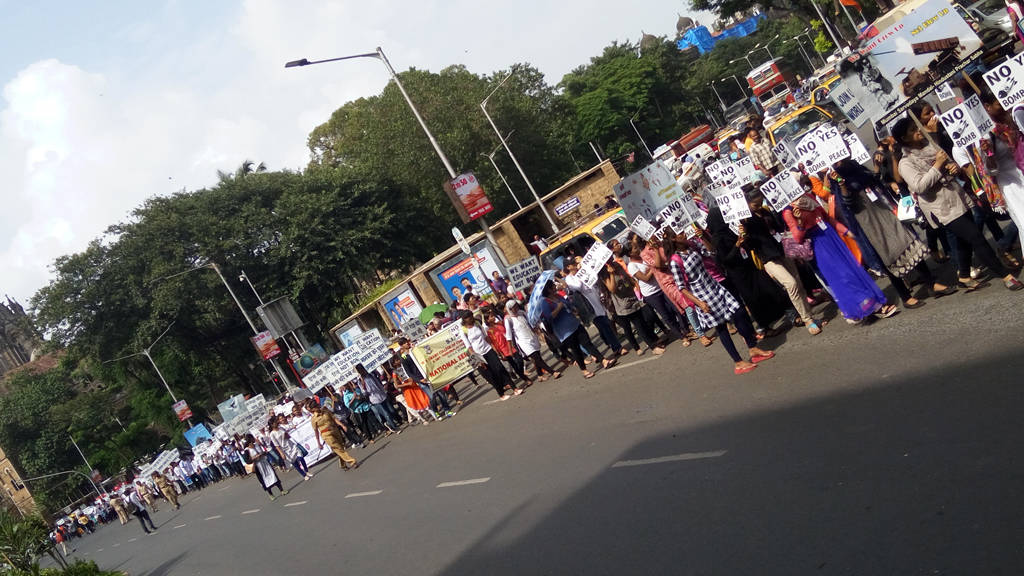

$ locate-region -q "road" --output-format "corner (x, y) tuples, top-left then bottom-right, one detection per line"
(61, 268), (1024, 575)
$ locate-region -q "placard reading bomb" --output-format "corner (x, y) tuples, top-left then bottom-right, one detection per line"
(796, 124), (849, 173)
(574, 242), (614, 288)
(760, 171), (805, 212)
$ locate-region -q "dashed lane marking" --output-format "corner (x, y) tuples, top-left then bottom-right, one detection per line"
(113, 543), (119, 547)
(603, 354), (663, 373)
(96, 549), (103, 552)
(128, 538), (137, 542)
(173, 524), (186, 529)
(284, 501), (308, 507)
(611, 450), (728, 468)
(192, 496), (203, 501)
(219, 485), (232, 491)
(242, 509), (260, 514)
(437, 477), (490, 488)
(345, 490), (383, 498)
(204, 515), (221, 520)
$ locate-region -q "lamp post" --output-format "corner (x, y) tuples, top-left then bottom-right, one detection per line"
(629, 110), (654, 159)
(722, 74), (748, 98)
(729, 55), (755, 70)
(799, 29), (827, 66)
(103, 322), (191, 427)
(784, 38), (815, 71)
(153, 262), (288, 393)
(753, 34), (781, 60)
(480, 69), (560, 233)
(710, 80), (727, 110)
(286, 48), (513, 264)
(481, 138), (523, 210)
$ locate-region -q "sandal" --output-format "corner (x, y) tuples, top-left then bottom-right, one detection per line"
(760, 327), (783, 339)
(537, 375), (550, 382)
(734, 364), (758, 375)
(1003, 251), (1022, 269)
(682, 339), (692, 347)
(652, 347), (666, 355)
(751, 351), (775, 363)
(602, 358), (618, 369)
(635, 349), (646, 356)
(583, 371), (596, 379)
(876, 305), (898, 318)
(553, 371), (563, 380)
(700, 336), (714, 347)
(958, 278), (989, 293)
(807, 322), (822, 336)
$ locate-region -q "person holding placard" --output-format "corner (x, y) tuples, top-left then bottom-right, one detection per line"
(969, 92), (1024, 265)
(640, 237), (705, 346)
(663, 229), (775, 375)
(783, 194), (899, 322)
(598, 260), (667, 355)
(893, 117), (1024, 292)
(310, 405), (359, 471)
(627, 239), (688, 343)
(537, 281), (615, 379)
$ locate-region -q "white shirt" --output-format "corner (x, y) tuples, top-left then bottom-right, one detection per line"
(459, 324), (492, 355)
(531, 239), (548, 251)
(269, 429), (301, 462)
(504, 312), (540, 357)
(563, 273), (608, 317)
(627, 260), (662, 297)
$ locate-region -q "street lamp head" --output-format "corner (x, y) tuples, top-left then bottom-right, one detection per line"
(284, 58), (310, 68)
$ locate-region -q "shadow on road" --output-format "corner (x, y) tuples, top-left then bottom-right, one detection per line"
(432, 349), (1024, 575)
(137, 551), (189, 576)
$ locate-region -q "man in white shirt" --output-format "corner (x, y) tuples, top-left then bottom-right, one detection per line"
(563, 261), (625, 356)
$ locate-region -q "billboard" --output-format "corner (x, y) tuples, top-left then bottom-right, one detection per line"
(837, 0), (983, 125)
(612, 161), (680, 224)
(172, 400), (193, 422)
(431, 241), (504, 306)
(383, 287), (423, 328)
(250, 331), (281, 361)
(449, 172), (493, 220)
(333, 321), (362, 348)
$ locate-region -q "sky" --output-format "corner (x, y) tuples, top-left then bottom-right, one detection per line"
(0, 0), (707, 306)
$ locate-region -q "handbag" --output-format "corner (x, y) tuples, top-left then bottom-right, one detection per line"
(781, 233), (814, 261)
(896, 195), (919, 222)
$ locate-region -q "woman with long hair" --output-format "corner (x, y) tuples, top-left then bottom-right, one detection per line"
(894, 117), (1024, 291)
(640, 235), (704, 346)
(662, 229), (775, 374)
(389, 355), (438, 425)
(598, 260), (666, 355)
(269, 418), (312, 482)
(537, 281), (616, 379)
(459, 311), (522, 398)
(504, 299), (560, 380)
(242, 434), (287, 500)
(354, 364), (402, 435)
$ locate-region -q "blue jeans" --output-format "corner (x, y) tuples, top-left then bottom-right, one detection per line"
(593, 315), (621, 353)
(370, 402), (399, 430)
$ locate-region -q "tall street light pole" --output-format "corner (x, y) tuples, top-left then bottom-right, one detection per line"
(722, 75), (748, 98)
(784, 38), (815, 71)
(68, 436), (107, 495)
(800, 29), (827, 66)
(629, 110), (654, 159)
(104, 322), (191, 427)
(480, 69), (560, 233)
(482, 139), (522, 210)
(286, 48), (514, 264)
(729, 55), (754, 70)
(710, 81), (727, 110)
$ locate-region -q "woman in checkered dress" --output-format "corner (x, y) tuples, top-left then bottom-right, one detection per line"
(664, 229), (776, 374)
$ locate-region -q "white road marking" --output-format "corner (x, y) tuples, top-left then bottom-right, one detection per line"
(204, 515), (221, 520)
(611, 450), (728, 468)
(113, 543), (120, 547)
(284, 501), (308, 507)
(437, 477), (490, 488)
(96, 549), (104, 552)
(192, 496), (203, 501)
(242, 509), (260, 514)
(84, 553), (89, 556)
(482, 398), (503, 405)
(128, 538), (137, 542)
(345, 490), (383, 498)
(603, 355), (662, 373)
(219, 485), (232, 491)
(173, 524), (186, 529)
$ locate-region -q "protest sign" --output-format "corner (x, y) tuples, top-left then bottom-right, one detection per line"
(658, 198), (696, 234)
(939, 94), (994, 157)
(302, 362), (332, 394)
(935, 82), (955, 102)
(507, 257), (542, 292)
(717, 188), (752, 224)
(983, 52), (1024, 110)
(707, 159), (743, 186)
(287, 418), (334, 465)
(401, 319), (427, 341)
(217, 394), (247, 423)
(829, 82), (869, 128)
(733, 156), (756, 180)
(760, 171), (805, 212)
(677, 188), (704, 228)
(183, 423), (212, 447)
(837, 0), (983, 124)
(612, 161), (680, 224)
(796, 124), (848, 173)
(574, 242), (613, 288)
(409, 323), (473, 389)
(771, 140), (799, 170)
(244, 394), (266, 415)
(843, 132), (871, 165)
(355, 329), (392, 370)
(630, 215), (658, 240)
(172, 400), (192, 422)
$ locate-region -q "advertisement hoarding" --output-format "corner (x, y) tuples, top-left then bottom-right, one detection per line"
(449, 172), (493, 220)
(430, 241), (504, 306)
(383, 287), (423, 328)
(250, 331), (281, 361)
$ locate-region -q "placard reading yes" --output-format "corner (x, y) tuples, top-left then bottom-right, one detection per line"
(574, 242), (614, 288)
(733, 156), (756, 180)
(630, 215), (658, 240)
(983, 52), (1024, 110)
(760, 171), (804, 212)
(796, 124), (848, 173)
(718, 189), (752, 224)
(843, 132), (871, 165)
(658, 199), (695, 234)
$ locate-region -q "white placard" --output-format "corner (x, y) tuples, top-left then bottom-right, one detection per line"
(355, 329), (392, 370)
(612, 161), (680, 224)
(843, 132), (871, 165)
(677, 189), (704, 229)
(718, 188), (752, 224)
(400, 319), (427, 342)
(708, 159), (741, 186)
(244, 394), (265, 415)
(630, 214), (658, 240)
(935, 82), (956, 102)
(939, 94), (993, 158)
(983, 52), (1024, 111)
(733, 156), (756, 180)
(658, 199), (696, 234)
(760, 171), (805, 212)
(796, 124), (849, 173)
(286, 418), (335, 465)
(507, 257), (542, 292)
(574, 242), (614, 288)
(829, 82), (869, 128)
(303, 362), (333, 394)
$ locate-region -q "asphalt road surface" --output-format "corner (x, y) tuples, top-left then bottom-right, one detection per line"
(62, 265), (1024, 575)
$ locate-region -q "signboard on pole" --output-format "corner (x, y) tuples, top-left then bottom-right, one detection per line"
(355, 329), (392, 370)
(554, 196), (582, 217)
(452, 227), (471, 255)
(983, 52), (1024, 110)
(449, 172), (493, 220)
(409, 323), (473, 390)
(761, 171), (805, 212)
(612, 161), (680, 224)
(172, 400), (193, 422)
(507, 257), (543, 293)
(250, 331), (281, 361)
(574, 242), (613, 288)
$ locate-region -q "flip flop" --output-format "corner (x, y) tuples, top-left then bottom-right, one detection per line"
(583, 372), (596, 379)
(751, 351), (775, 363)
(734, 364), (758, 375)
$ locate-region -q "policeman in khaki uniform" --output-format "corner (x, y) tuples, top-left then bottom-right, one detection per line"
(109, 495), (130, 524)
(151, 471), (180, 510)
(310, 403), (358, 470)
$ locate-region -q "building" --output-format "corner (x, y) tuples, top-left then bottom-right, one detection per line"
(0, 446), (35, 516)
(0, 297), (36, 379)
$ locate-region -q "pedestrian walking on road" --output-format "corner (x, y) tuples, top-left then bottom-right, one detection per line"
(389, 356), (438, 425)
(537, 281), (615, 379)
(504, 300), (560, 380)
(270, 419), (312, 481)
(125, 488), (158, 534)
(355, 364), (402, 435)
(135, 481), (159, 513)
(460, 311), (521, 397)
(109, 494), (130, 525)
(243, 434), (288, 500)
(151, 472), (179, 510)
(310, 404), (359, 470)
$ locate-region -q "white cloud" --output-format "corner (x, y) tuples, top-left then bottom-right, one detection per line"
(0, 0), (705, 306)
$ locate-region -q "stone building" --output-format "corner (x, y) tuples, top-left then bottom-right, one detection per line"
(0, 297), (36, 379)
(0, 447), (34, 516)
